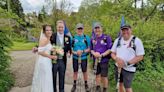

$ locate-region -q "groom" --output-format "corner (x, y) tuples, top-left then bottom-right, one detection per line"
(50, 20), (71, 92)
(32, 20), (71, 92)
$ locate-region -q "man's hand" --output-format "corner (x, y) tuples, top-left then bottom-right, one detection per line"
(67, 52), (71, 58)
(77, 50), (83, 56)
(32, 47), (38, 53)
(93, 52), (101, 58)
(84, 48), (90, 53)
(116, 57), (125, 68)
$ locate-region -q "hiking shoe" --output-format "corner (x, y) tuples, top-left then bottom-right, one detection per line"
(103, 88), (107, 92)
(71, 85), (76, 92)
(96, 86), (101, 92)
(85, 85), (90, 92)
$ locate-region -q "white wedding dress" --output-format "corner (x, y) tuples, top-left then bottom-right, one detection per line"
(31, 43), (53, 92)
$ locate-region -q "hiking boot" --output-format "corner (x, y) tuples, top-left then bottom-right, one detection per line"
(85, 84), (90, 92)
(96, 86), (101, 92)
(71, 85), (76, 92)
(103, 88), (107, 92)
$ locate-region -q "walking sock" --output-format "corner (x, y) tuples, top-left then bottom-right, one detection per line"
(74, 80), (76, 86)
(85, 81), (88, 86)
(103, 87), (107, 92)
(96, 85), (100, 89)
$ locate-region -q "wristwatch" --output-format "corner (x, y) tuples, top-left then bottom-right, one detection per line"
(101, 54), (104, 58)
(127, 62), (131, 66)
(82, 50), (85, 53)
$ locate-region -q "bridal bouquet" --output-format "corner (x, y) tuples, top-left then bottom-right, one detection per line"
(53, 45), (64, 56)
(51, 45), (64, 63)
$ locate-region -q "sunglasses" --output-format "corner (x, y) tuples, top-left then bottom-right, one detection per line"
(95, 27), (100, 29)
(77, 28), (83, 30)
(121, 28), (130, 31)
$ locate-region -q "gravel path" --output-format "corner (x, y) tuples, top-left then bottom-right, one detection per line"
(9, 51), (95, 92)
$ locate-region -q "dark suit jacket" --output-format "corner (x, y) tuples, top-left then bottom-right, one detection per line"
(50, 33), (71, 66)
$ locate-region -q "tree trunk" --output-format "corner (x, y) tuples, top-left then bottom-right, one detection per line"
(145, 4), (158, 22)
(140, 0), (144, 19)
(6, 0), (10, 12)
(134, 0), (137, 8)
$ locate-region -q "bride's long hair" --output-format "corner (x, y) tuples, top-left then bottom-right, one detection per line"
(39, 24), (52, 46)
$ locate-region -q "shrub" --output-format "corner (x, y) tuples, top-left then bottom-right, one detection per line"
(0, 30), (14, 92)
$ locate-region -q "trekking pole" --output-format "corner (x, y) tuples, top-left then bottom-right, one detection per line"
(77, 55), (82, 92)
(90, 59), (97, 92)
(116, 67), (121, 92)
(91, 57), (101, 92)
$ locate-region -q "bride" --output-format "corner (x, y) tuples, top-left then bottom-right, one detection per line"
(31, 25), (56, 92)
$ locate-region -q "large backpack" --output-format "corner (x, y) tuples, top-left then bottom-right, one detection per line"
(116, 36), (137, 67)
(91, 35), (108, 50)
(91, 35), (110, 58)
(72, 34), (88, 48)
(72, 34), (89, 56)
(117, 36), (136, 51)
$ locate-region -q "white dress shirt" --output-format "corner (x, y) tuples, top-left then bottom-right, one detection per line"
(57, 32), (64, 44)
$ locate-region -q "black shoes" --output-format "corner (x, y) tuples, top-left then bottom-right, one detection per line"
(85, 84), (90, 92)
(71, 85), (76, 92)
(71, 84), (90, 92)
(103, 88), (107, 92)
(96, 86), (101, 92)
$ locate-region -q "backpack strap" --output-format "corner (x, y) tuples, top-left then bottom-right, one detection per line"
(72, 36), (75, 48)
(83, 35), (88, 48)
(116, 37), (122, 47)
(116, 36), (137, 67)
(130, 36), (136, 51)
(72, 35), (88, 48)
(116, 36), (136, 50)
(130, 36), (137, 67)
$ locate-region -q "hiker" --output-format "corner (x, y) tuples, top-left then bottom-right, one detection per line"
(71, 23), (90, 92)
(111, 24), (145, 92)
(90, 22), (112, 92)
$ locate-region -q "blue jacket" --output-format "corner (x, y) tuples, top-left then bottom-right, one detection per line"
(72, 34), (90, 60)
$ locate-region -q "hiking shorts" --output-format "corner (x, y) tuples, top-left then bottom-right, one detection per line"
(96, 62), (109, 77)
(73, 58), (87, 73)
(115, 65), (135, 88)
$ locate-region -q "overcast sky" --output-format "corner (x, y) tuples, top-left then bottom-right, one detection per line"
(20, 0), (83, 14)
(20, 0), (147, 14)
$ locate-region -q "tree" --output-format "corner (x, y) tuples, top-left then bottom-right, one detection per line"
(10, 0), (24, 19)
(0, 0), (24, 19)
(0, 7), (15, 92)
(41, 6), (47, 18)
(0, 0), (7, 9)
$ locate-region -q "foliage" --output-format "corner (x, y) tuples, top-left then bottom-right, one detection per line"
(0, 7), (25, 92)
(9, 41), (37, 51)
(74, 0), (164, 91)
(0, 0), (163, 91)
(0, 30), (14, 92)
(0, 0), (24, 19)
(0, 7), (26, 38)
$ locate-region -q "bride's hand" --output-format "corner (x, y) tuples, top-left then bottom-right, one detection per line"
(51, 48), (56, 52)
(32, 47), (38, 53)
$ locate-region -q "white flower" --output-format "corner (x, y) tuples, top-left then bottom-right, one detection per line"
(53, 45), (64, 56)
(65, 37), (68, 42)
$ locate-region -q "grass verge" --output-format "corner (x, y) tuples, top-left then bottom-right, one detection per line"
(9, 41), (37, 51)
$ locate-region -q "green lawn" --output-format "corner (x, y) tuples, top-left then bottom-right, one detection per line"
(108, 80), (162, 92)
(9, 41), (37, 51)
